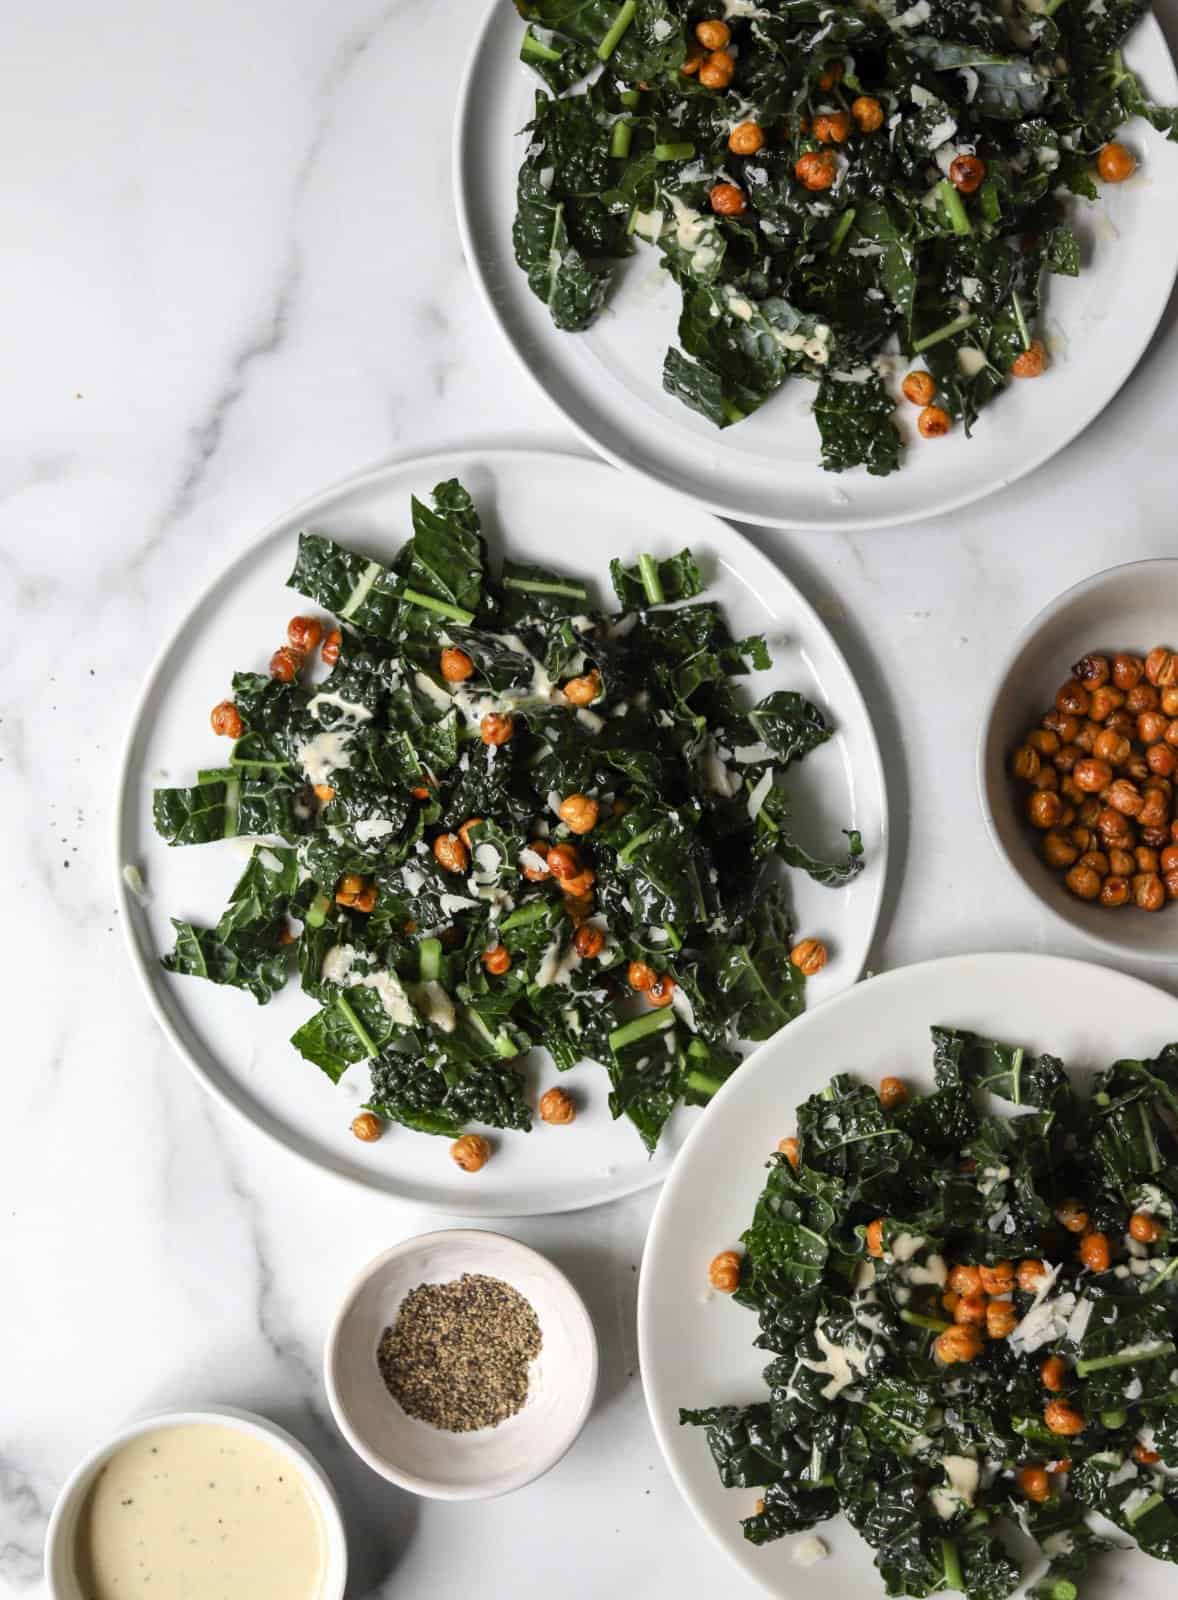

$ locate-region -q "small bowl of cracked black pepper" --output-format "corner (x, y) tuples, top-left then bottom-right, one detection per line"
(324, 1230), (598, 1500)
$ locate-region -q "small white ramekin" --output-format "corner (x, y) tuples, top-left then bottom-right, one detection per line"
(43, 1404), (348, 1599)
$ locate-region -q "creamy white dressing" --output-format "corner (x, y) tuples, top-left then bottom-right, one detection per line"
(792, 1534), (829, 1566)
(74, 1423), (324, 1600)
(360, 968), (416, 1028)
(536, 935), (582, 989)
(799, 1324), (869, 1400)
(666, 193), (722, 274)
(888, 1232), (926, 1263)
(296, 728), (355, 788)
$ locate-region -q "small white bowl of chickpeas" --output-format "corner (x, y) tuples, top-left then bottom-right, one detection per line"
(979, 558), (1178, 959)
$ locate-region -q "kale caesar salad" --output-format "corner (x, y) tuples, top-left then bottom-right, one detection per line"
(510, 0), (1178, 474)
(686, 1027), (1178, 1600)
(150, 478), (862, 1164)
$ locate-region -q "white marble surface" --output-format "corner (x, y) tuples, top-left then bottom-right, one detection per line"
(4, 0), (1178, 1595)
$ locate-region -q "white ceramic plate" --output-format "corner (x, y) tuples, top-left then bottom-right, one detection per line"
(115, 449), (887, 1216)
(638, 953), (1178, 1598)
(454, 9), (1178, 531)
(978, 558), (1178, 964)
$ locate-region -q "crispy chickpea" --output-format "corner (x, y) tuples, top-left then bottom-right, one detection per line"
(433, 832), (469, 874)
(270, 645), (304, 682)
(1056, 739), (1083, 769)
(813, 111), (851, 144)
(1107, 779), (1145, 817)
(563, 668), (602, 707)
(790, 937), (828, 976)
(1093, 729), (1131, 766)
(710, 181), (747, 217)
(935, 1325), (984, 1365)
(321, 628), (342, 666)
(695, 17), (731, 49)
(1072, 756), (1111, 793)
(680, 42), (705, 74)
(1012, 744), (1041, 781)
(1073, 653), (1110, 688)
(627, 959), (656, 992)
(351, 1111), (383, 1143)
(879, 1076), (908, 1110)
(955, 1292), (988, 1327)
(287, 615), (322, 654)
(1045, 710), (1082, 742)
(948, 1264), (983, 1297)
(482, 944), (511, 976)
(1135, 845), (1160, 874)
(1147, 742), (1177, 777)
(728, 120), (765, 156)
(1045, 1400), (1085, 1436)
(1011, 340), (1047, 379)
(1097, 807), (1133, 848)
(699, 48), (735, 89)
(1127, 682), (1160, 713)
(1134, 871), (1166, 911)
(313, 783), (336, 803)
(520, 841), (551, 882)
(560, 869), (596, 902)
(979, 1261), (1015, 1296)
(573, 923), (605, 960)
(1056, 1198), (1089, 1233)
(795, 150), (838, 191)
(918, 405), (952, 438)
(941, 1290), (961, 1316)
(1101, 876), (1130, 908)
(1139, 710), (1169, 744)
(1018, 1258), (1049, 1293)
(1097, 141), (1136, 183)
(1113, 653), (1144, 690)
(335, 873), (366, 906)
(1041, 1355), (1067, 1391)
(439, 646), (474, 683)
(457, 816), (485, 850)
(1077, 851), (1108, 879)
(1028, 790), (1064, 829)
(1072, 823), (1097, 849)
(851, 94), (885, 133)
(1147, 646), (1178, 685)
(559, 794), (600, 834)
(902, 370), (937, 407)
(778, 1136), (800, 1168)
(1127, 755), (1151, 783)
(947, 153), (986, 193)
(865, 1219), (885, 1258)
(818, 60), (844, 89)
(1129, 1211), (1162, 1244)
(451, 1133), (491, 1173)
(411, 783), (431, 800)
(354, 885), (378, 914)
(987, 1300), (1018, 1339)
(481, 712), (515, 746)
(1018, 1465), (1051, 1502)
(1079, 1232), (1111, 1272)
(1028, 728), (1062, 756)
(1042, 831), (1079, 870)
(1110, 846), (1135, 876)
(539, 1086), (576, 1125)
(1088, 685), (1123, 721)
(547, 843), (581, 882)
(648, 974), (675, 1008)
(709, 1248), (742, 1291)
(1056, 680), (1091, 717)
(210, 699), (244, 738)
(1134, 1443), (1162, 1465)
(1163, 687), (1178, 716)
(1142, 788), (1171, 829)
(1034, 765), (1060, 792)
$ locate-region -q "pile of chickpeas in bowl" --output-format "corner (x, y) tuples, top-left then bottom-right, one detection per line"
(1011, 647), (1178, 910)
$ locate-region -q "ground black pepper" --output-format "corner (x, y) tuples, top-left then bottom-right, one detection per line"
(377, 1273), (542, 1432)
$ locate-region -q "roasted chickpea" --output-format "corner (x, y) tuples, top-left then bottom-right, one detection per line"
(481, 712), (515, 746)
(210, 699), (244, 738)
(979, 1260), (1015, 1295)
(865, 1219), (885, 1257)
(1093, 729), (1131, 767)
(1135, 845), (1160, 874)
(547, 843), (581, 882)
(851, 95), (884, 133)
(1134, 872), (1166, 911)
(695, 17), (731, 48)
(559, 794), (600, 834)
(1107, 779), (1144, 817)
(699, 48), (735, 89)
(1056, 1198), (1089, 1233)
(457, 816), (485, 850)
(813, 111), (851, 144)
(321, 628), (342, 666)
(562, 668), (602, 707)
(451, 1133), (491, 1173)
(1134, 1443), (1162, 1465)
(1072, 653), (1110, 688)
(539, 1086), (576, 1125)
(1097, 141), (1136, 183)
(1129, 1211), (1162, 1244)
(287, 615), (322, 654)
(1147, 742), (1177, 777)
(1011, 340), (1047, 379)
(902, 370), (937, 407)
(918, 405), (952, 438)
(709, 1248), (741, 1291)
(1072, 722), (1098, 754)
(1113, 653), (1144, 690)
(433, 832), (469, 874)
(935, 1325), (984, 1365)
(1056, 680), (1091, 717)
(270, 645), (304, 682)
(648, 974), (675, 1008)
(1147, 646), (1178, 685)
(351, 1111), (383, 1143)
(335, 872), (366, 906)
(710, 181), (747, 217)
(440, 646), (474, 683)
(1034, 766), (1060, 792)
(560, 869), (596, 902)
(1028, 791), (1064, 830)
(353, 885), (377, 914)
(879, 1076), (908, 1110)
(573, 923), (605, 959)
(1072, 756), (1111, 794)
(1045, 1400), (1085, 1436)
(790, 937), (828, 976)
(1163, 844), (1178, 874)
(1087, 685), (1123, 721)
(1040, 1355), (1067, 1391)
(313, 783), (336, 803)
(1079, 1232), (1111, 1272)
(520, 841), (551, 882)
(795, 150), (838, 191)
(411, 783), (431, 800)
(1109, 846), (1135, 876)
(627, 959), (656, 993)
(1018, 1466), (1051, 1502)
(1045, 710), (1082, 742)
(1100, 876), (1130, 908)
(949, 153), (986, 192)
(1138, 710), (1169, 744)
(955, 1292), (988, 1327)
(1018, 1258), (1049, 1293)
(1027, 728), (1062, 756)
(948, 1264), (983, 1297)
(1162, 687), (1178, 717)
(778, 1136), (800, 1168)
(1142, 789), (1172, 829)
(482, 944), (512, 976)
(817, 60), (844, 89)
(1126, 682), (1160, 713)
(941, 1290), (961, 1315)
(680, 42), (705, 75)
(1096, 807), (1133, 848)
(987, 1300), (1018, 1339)
(728, 120), (765, 156)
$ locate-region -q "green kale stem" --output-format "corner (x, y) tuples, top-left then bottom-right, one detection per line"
(521, 27), (561, 62)
(638, 552), (665, 605)
(1075, 1338), (1175, 1377)
(336, 995), (378, 1058)
(418, 937), (443, 984)
(936, 179), (973, 237)
(1039, 1582), (1078, 1600)
(941, 1539), (965, 1593)
(720, 397), (746, 424)
(912, 312), (978, 354)
(612, 118), (634, 159)
(620, 88), (641, 109)
(619, 822), (659, 862)
(221, 775), (240, 839)
(597, 0), (636, 61)
(829, 207), (856, 256)
(501, 899), (552, 932)
(610, 1009), (674, 1052)
(304, 891), (331, 929)
(401, 587), (476, 625)
(502, 574), (589, 600)
(685, 1068), (725, 1099)
(1011, 289), (1032, 353)
(1126, 1490), (1164, 1526)
(900, 1309), (951, 1333)
(655, 141), (696, 161)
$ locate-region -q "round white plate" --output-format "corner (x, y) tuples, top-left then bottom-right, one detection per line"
(115, 448), (887, 1216)
(454, 10), (1178, 531)
(638, 952), (1178, 1597)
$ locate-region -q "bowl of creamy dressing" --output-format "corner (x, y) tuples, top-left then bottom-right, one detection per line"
(44, 1406), (347, 1600)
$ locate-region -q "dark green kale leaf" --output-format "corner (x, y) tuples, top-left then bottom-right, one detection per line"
(514, 0), (686, 82)
(814, 373), (902, 477)
(161, 845), (299, 1004)
(748, 691), (832, 767)
(709, 884), (805, 1041)
(367, 1043), (531, 1136)
(153, 776), (312, 846)
(609, 547), (703, 608)
(500, 558), (592, 623)
(286, 533), (401, 638)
